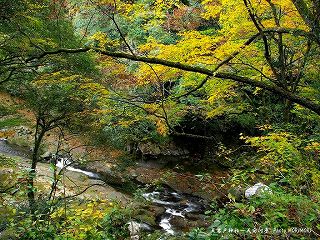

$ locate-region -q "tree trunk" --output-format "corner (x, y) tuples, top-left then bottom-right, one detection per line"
(27, 124), (45, 215)
(283, 99), (292, 122)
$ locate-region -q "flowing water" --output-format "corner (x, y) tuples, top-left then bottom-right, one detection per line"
(0, 139), (208, 235)
(143, 186), (207, 235)
(56, 158), (100, 179)
(0, 139), (100, 179)
(56, 159), (208, 235)
(0, 139), (31, 158)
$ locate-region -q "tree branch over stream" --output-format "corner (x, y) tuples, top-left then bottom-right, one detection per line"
(26, 43), (320, 115)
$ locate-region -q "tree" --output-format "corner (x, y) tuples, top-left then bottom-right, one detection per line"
(0, 1), (319, 237)
(291, 0), (320, 42)
(1, 0), (320, 136)
(20, 71), (107, 213)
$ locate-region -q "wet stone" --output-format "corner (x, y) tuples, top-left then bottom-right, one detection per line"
(142, 186), (208, 235)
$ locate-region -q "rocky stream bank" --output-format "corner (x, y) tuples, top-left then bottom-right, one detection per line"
(0, 136), (230, 236)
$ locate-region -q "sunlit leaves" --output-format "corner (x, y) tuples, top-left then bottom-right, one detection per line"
(156, 119), (168, 136)
(201, 0), (222, 20)
(240, 131), (320, 187)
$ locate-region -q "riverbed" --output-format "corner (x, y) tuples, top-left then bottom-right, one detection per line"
(0, 138), (211, 235)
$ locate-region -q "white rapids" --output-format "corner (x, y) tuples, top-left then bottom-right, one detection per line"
(56, 158), (100, 179)
(143, 187), (205, 235)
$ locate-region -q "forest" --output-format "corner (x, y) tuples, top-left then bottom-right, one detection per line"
(0, 0), (319, 239)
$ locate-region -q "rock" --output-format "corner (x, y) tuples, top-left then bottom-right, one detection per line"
(148, 205), (166, 217)
(135, 212), (156, 227)
(169, 216), (210, 232)
(138, 143), (161, 155)
(177, 199), (189, 206)
(40, 151), (52, 161)
(127, 221), (140, 240)
(99, 168), (125, 185)
(245, 183), (271, 198)
(129, 173), (139, 179)
(127, 221), (152, 240)
(15, 126), (32, 136)
(169, 216), (189, 230)
(129, 166), (225, 201)
(126, 142), (138, 154)
(192, 219), (210, 229)
(184, 213), (206, 221)
(134, 205), (165, 227)
(134, 213), (157, 227)
(85, 162), (125, 185)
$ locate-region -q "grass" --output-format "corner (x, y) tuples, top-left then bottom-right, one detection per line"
(0, 117), (26, 128)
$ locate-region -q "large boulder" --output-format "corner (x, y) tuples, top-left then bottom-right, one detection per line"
(245, 183), (271, 198)
(127, 221), (153, 240)
(127, 221), (140, 240)
(184, 213), (206, 221)
(40, 151), (53, 162)
(85, 162), (125, 185)
(128, 166), (226, 201)
(133, 204), (165, 227)
(137, 143), (161, 155)
(170, 216), (210, 232)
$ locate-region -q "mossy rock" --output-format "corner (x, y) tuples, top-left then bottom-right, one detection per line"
(134, 213), (157, 227)
(0, 154), (17, 167)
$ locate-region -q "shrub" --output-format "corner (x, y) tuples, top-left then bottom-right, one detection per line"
(8, 200), (131, 240)
(189, 187), (319, 239)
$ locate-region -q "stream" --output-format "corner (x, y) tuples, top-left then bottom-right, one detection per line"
(0, 139), (208, 235)
(56, 158), (100, 179)
(143, 186), (207, 235)
(0, 138), (31, 158)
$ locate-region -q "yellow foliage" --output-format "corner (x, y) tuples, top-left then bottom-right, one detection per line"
(305, 142), (320, 152)
(89, 31), (120, 48)
(156, 119), (168, 136)
(80, 83), (109, 96)
(98, 0), (115, 4)
(201, 0), (222, 19)
(89, 31), (108, 46)
(49, 200), (113, 239)
(207, 79), (236, 104)
(143, 103), (160, 113)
